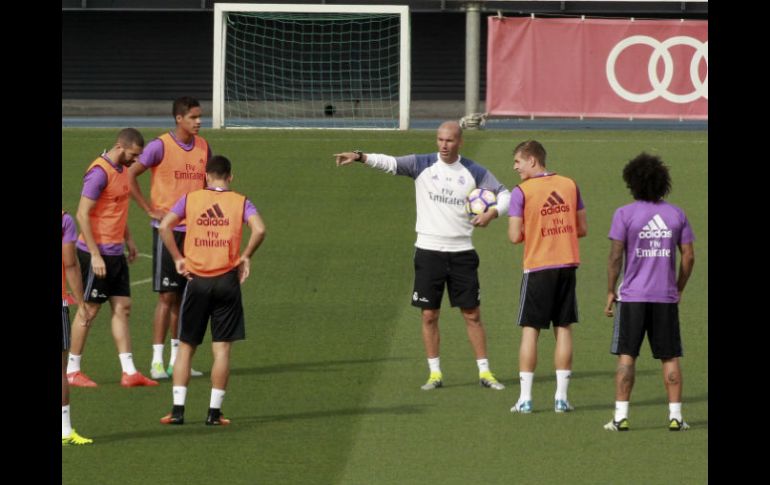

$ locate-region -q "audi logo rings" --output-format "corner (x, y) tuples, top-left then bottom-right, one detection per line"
(606, 35), (708, 104)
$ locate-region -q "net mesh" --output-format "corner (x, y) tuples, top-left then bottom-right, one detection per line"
(223, 12), (403, 128)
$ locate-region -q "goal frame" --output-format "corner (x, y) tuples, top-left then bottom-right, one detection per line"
(212, 3), (411, 129)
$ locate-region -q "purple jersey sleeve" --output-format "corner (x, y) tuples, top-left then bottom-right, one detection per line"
(81, 166), (108, 200)
(508, 186), (525, 217)
(244, 199), (258, 222)
(169, 194), (187, 219)
(576, 185), (585, 210)
(680, 212), (695, 244)
(62, 213), (78, 243)
(138, 138), (165, 169)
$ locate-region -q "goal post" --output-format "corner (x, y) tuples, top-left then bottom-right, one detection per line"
(213, 3), (410, 129)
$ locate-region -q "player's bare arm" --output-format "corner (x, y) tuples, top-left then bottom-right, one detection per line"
(124, 225), (137, 263)
(605, 239), (624, 317)
(577, 209), (588, 238)
(238, 213), (267, 284)
(128, 162), (166, 221)
(676, 243), (695, 297)
(508, 216), (524, 244)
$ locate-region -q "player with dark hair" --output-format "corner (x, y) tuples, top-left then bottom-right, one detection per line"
(604, 152), (695, 431)
(128, 96), (211, 380)
(67, 128), (159, 388)
(334, 121), (510, 391)
(508, 140), (587, 414)
(158, 155), (266, 426)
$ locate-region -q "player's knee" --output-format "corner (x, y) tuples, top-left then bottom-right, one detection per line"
(115, 302), (132, 318)
(158, 291), (177, 305)
(421, 309), (439, 326)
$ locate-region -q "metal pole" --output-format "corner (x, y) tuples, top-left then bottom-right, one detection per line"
(465, 2), (481, 125)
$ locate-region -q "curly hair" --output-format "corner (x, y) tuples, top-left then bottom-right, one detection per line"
(622, 153), (671, 202)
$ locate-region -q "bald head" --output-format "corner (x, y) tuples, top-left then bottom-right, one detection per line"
(438, 121), (463, 139)
(436, 121), (463, 163)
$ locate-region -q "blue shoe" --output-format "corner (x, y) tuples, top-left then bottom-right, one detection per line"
(510, 400), (533, 413)
(554, 399), (574, 413)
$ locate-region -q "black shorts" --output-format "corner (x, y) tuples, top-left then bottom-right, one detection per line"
(62, 303), (71, 352)
(412, 248), (480, 310)
(610, 302), (683, 359)
(178, 270), (245, 346)
(517, 267), (578, 329)
(152, 227), (188, 293)
(78, 249), (131, 304)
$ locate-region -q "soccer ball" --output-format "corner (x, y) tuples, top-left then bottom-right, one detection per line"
(465, 188), (497, 216)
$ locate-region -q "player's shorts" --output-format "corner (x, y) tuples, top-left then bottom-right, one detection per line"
(62, 302), (71, 352)
(411, 248), (480, 310)
(517, 267), (578, 329)
(77, 249), (131, 304)
(152, 227), (188, 293)
(178, 270), (245, 346)
(610, 301), (682, 359)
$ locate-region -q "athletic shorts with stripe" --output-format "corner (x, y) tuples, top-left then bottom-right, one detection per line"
(77, 249), (131, 304)
(412, 248), (480, 309)
(517, 267), (578, 329)
(178, 270), (245, 346)
(62, 302), (71, 352)
(610, 301), (682, 359)
(152, 227), (188, 293)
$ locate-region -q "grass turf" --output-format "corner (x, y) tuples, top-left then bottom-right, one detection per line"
(62, 128), (707, 484)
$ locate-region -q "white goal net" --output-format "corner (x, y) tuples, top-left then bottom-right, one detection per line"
(213, 3), (410, 129)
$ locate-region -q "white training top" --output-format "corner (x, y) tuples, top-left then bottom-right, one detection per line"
(365, 152), (511, 252)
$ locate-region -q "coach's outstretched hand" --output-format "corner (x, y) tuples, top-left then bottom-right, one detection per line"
(334, 152), (357, 166)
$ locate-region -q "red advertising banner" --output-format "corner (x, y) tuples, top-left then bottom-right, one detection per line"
(486, 17), (708, 119)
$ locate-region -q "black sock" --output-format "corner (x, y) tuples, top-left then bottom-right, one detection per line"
(207, 407), (221, 420)
(172, 405), (185, 417)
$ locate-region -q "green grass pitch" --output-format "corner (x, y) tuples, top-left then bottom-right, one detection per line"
(61, 128), (707, 484)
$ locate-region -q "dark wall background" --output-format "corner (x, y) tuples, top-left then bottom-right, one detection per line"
(61, 11), (485, 101)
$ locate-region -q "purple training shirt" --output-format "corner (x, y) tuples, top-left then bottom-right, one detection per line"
(608, 200), (694, 303)
(76, 155), (126, 256)
(508, 173), (585, 217)
(138, 133), (213, 230)
(170, 188), (258, 222)
(62, 213), (77, 243)
(508, 173), (585, 272)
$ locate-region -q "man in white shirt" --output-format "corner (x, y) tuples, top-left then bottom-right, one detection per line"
(335, 121), (511, 391)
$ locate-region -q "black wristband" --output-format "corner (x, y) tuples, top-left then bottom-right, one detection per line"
(353, 150), (364, 162)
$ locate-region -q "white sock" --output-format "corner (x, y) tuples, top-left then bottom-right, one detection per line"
(119, 353), (137, 375)
(427, 357), (441, 374)
(152, 344), (164, 365)
(62, 405), (72, 438)
(476, 358), (490, 374)
(67, 354), (81, 374)
(210, 388), (226, 409)
(172, 386), (187, 406)
(614, 401), (629, 422)
(519, 372), (534, 402)
(669, 402), (682, 421)
(555, 369), (572, 401)
(169, 339), (180, 366)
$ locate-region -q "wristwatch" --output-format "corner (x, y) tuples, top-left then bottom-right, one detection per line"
(353, 150), (364, 162)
